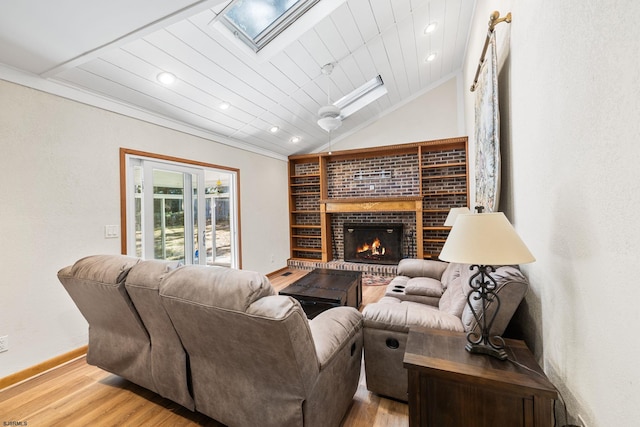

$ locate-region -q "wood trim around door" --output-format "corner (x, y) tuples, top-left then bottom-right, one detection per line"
(119, 148), (242, 268)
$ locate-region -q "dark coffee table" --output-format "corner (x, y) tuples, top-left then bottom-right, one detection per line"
(279, 269), (362, 319)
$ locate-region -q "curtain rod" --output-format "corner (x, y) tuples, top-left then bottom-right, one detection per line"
(470, 11), (512, 92)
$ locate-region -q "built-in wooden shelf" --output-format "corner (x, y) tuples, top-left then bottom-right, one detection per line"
(421, 161), (466, 169)
(291, 247), (322, 253)
(290, 173), (321, 178)
(423, 191), (468, 197)
(291, 192), (320, 196)
(422, 173), (467, 180)
(290, 183), (319, 187)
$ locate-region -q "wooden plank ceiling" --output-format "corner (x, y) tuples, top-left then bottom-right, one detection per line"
(0, 0), (474, 159)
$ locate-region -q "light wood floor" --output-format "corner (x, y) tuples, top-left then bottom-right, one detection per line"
(0, 269), (408, 427)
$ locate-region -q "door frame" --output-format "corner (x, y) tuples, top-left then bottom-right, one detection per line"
(119, 148), (242, 268)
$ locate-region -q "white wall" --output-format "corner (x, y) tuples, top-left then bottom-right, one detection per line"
(328, 74), (462, 151)
(464, 1), (640, 426)
(0, 80), (289, 378)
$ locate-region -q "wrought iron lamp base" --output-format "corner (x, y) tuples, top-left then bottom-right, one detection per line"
(465, 342), (508, 360)
(464, 264), (509, 361)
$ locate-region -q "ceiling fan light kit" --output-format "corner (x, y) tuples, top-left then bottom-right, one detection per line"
(317, 104), (342, 131)
(317, 116), (342, 132)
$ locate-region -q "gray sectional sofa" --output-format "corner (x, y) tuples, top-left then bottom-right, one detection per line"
(58, 254), (363, 427)
(362, 258), (529, 401)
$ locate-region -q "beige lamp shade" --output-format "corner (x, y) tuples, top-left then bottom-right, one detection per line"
(439, 212), (535, 265)
(444, 207), (471, 226)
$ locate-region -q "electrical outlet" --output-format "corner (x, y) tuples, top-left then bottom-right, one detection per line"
(0, 335), (8, 353)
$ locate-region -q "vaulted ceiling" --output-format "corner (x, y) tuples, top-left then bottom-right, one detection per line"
(0, 0), (475, 159)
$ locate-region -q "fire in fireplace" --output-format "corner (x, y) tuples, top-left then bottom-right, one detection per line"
(343, 223), (403, 265)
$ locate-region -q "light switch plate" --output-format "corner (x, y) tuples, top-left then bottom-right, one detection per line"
(104, 225), (120, 238)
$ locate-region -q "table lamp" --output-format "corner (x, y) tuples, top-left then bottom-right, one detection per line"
(439, 211), (535, 359)
(443, 207), (471, 226)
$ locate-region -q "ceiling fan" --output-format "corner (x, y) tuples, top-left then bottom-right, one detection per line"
(317, 63), (342, 133)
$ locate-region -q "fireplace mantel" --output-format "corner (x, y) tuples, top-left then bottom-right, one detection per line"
(319, 197), (422, 213)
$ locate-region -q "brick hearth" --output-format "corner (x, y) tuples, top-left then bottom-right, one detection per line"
(287, 259), (397, 277)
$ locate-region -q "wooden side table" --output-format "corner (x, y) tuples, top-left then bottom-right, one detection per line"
(403, 327), (558, 427)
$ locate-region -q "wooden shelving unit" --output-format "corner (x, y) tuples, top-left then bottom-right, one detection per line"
(419, 140), (469, 259)
(288, 156), (323, 261)
(288, 137), (468, 262)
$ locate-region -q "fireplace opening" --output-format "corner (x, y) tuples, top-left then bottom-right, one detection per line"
(343, 223), (403, 265)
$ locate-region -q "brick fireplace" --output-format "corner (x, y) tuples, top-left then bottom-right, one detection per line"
(324, 152), (420, 261)
(287, 138), (469, 271)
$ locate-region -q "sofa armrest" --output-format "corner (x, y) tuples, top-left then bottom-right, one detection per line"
(309, 306), (363, 369)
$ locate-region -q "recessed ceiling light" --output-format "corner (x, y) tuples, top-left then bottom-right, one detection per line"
(424, 22), (438, 34)
(219, 101), (230, 110)
(425, 52), (438, 62)
(157, 71), (176, 85)
(270, 126), (279, 133)
(291, 136), (300, 143)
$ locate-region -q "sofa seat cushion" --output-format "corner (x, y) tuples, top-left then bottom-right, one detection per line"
(363, 298), (464, 333)
(384, 276), (441, 306)
(404, 277), (443, 297)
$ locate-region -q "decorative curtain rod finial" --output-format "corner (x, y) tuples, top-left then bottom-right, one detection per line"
(489, 11), (512, 31)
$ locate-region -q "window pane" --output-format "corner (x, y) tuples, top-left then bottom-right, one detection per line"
(153, 169), (185, 262)
(193, 176), (200, 263)
(205, 171), (232, 267)
(133, 165), (143, 257)
(226, 0), (301, 39)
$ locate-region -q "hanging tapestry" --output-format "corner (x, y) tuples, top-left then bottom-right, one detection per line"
(474, 31), (500, 213)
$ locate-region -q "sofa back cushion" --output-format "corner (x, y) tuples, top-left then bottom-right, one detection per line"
(438, 263), (469, 317)
(160, 266), (319, 426)
(125, 259), (194, 410)
(57, 254), (155, 391)
(397, 258), (449, 279)
(160, 264), (275, 311)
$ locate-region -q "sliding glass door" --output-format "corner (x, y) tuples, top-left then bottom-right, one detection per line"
(125, 154), (238, 267)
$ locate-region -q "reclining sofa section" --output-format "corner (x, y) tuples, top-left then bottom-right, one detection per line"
(362, 258), (529, 401)
(58, 254), (363, 427)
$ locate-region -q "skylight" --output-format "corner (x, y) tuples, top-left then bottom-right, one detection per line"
(334, 75), (387, 119)
(223, 0), (321, 52)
